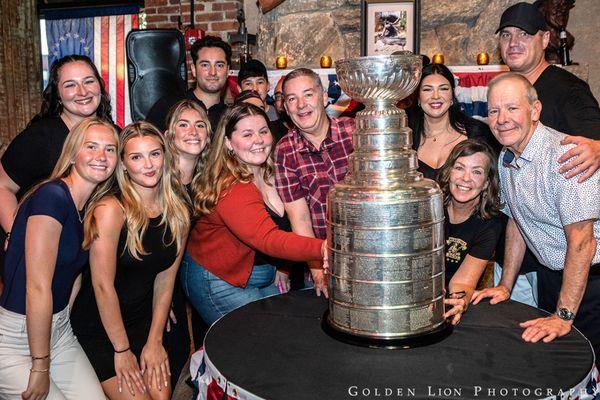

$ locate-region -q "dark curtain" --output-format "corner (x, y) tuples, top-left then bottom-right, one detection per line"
(0, 0), (42, 148)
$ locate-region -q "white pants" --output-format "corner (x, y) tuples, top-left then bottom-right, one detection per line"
(494, 263), (538, 308)
(0, 306), (105, 400)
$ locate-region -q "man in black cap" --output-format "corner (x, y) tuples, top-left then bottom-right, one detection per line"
(238, 59), (288, 142)
(488, 2), (600, 313)
(496, 2), (599, 182)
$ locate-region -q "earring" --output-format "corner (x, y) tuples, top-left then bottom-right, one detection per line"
(228, 148), (235, 157)
(124, 169), (128, 174)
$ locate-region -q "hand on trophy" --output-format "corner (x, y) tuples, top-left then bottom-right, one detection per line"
(310, 268), (329, 299)
(444, 291), (468, 325)
(310, 243), (329, 298)
(321, 240), (329, 275)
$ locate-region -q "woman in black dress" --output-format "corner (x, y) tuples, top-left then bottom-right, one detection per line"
(71, 121), (189, 400)
(438, 140), (503, 325)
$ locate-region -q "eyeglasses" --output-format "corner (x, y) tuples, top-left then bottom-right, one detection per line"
(273, 93), (283, 101)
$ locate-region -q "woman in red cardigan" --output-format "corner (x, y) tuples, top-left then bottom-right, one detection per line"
(180, 103), (326, 325)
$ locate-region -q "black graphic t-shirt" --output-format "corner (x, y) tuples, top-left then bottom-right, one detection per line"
(444, 209), (503, 284)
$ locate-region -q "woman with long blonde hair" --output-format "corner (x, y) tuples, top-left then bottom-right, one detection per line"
(0, 117), (118, 399)
(165, 99), (211, 190)
(162, 99), (211, 385)
(181, 103), (327, 325)
(70, 121), (189, 400)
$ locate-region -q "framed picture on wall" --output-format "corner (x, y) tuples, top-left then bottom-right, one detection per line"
(361, 0), (420, 56)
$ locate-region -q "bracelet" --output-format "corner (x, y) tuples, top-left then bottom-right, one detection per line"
(114, 346), (130, 354)
(31, 354), (50, 361)
(446, 290), (466, 299)
(30, 368), (49, 373)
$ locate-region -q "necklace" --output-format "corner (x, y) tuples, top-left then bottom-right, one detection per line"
(424, 125), (451, 142)
(426, 133), (444, 142)
(425, 129), (462, 146)
(63, 178), (84, 223)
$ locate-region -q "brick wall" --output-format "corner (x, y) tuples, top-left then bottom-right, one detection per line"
(143, 0), (242, 39)
(142, 0), (243, 84)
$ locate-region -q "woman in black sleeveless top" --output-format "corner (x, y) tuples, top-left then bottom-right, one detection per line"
(71, 122), (189, 400)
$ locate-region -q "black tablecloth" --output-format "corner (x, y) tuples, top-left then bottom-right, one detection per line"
(204, 290), (595, 400)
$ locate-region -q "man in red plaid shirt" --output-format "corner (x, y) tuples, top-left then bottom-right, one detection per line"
(274, 68), (355, 297)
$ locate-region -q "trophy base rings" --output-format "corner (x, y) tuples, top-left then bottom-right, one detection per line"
(322, 310), (452, 349)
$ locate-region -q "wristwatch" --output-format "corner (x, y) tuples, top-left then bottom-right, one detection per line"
(556, 307), (576, 321)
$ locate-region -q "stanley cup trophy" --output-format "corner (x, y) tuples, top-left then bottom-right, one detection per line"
(323, 54), (452, 348)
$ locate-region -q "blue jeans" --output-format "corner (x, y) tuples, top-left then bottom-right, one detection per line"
(494, 262), (538, 307)
(180, 252), (279, 325)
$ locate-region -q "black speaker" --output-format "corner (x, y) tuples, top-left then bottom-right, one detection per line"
(126, 29), (187, 122)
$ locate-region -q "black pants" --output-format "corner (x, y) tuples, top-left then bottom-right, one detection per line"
(537, 264), (600, 367)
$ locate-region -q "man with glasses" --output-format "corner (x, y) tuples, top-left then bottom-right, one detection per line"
(273, 77), (286, 117)
(146, 35), (231, 131)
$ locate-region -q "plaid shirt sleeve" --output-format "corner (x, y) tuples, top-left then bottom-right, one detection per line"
(275, 136), (307, 203)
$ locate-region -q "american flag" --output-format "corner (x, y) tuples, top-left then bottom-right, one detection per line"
(229, 66), (508, 121)
(46, 14), (139, 128)
(451, 65), (509, 122)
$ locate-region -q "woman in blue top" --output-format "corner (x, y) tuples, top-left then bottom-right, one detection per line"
(0, 117), (118, 400)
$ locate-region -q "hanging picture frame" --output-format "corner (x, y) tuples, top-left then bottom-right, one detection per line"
(361, 0), (421, 56)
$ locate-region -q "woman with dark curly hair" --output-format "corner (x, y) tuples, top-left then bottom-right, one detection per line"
(0, 54), (113, 242)
(409, 63), (499, 180)
(437, 140), (503, 325)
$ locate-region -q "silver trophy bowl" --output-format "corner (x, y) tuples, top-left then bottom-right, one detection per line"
(324, 54), (451, 348)
(335, 55), (421, 106)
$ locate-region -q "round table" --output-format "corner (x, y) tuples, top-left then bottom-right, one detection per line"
(195, 290), (598, 400)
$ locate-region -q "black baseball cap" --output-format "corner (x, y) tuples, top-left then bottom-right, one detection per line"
(496, 2), (548, 35)
(238, 59), (268, 83)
